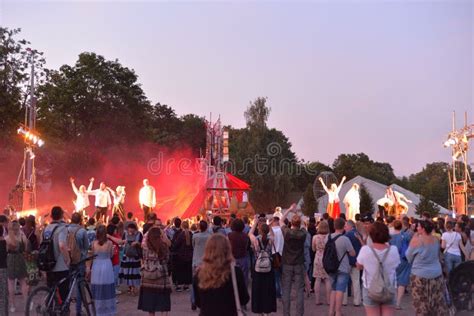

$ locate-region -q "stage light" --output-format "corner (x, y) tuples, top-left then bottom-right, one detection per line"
(16, 125), (45, 148)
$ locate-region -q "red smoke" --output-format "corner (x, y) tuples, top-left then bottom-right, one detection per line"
(1, 141), (205, 222)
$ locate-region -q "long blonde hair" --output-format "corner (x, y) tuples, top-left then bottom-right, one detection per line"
(198, 234), (234, 289)
(7, 221), (22, 250)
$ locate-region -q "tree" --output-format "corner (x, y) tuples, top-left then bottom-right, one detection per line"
(302, 183), (317, 216)
(244, 97), (271, 130)
(332, 153), (396, 185)
(292, 161), (332, 193)
(0, 27), (45, 143)
(405, 162), (449, 208)
(359, 184), (374, 215)
(415, 195), (440, 218)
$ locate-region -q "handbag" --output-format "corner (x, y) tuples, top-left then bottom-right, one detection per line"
(230, 263), (246, 316)
(271, 242), (281, 269)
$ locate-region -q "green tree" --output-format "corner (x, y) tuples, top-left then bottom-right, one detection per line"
(333, 153), (396, 185)
(359, 184), (374, 215)
(0, 27), (45, 142)
(302, 183), (317, 216)
(244, 97), (271, 130)
(292, 161), (332, 193)
(415, 195), (440, 218)
(405, 162), (449, 208)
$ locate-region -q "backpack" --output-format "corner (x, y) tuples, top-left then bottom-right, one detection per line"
(367, 246), (396, 303)
(67, 226), (82, 265)
(255, 238), (272, 273)
(323, 234), (346, 274)
(37, 225), (60, 272)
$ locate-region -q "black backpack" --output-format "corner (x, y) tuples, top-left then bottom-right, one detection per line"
(37, 225), (60, 272)
(323, 234), (346, 274)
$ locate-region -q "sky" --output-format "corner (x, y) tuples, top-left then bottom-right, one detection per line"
(1, 0), (472, 176)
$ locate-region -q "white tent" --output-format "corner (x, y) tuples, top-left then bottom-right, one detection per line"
(316, 175), (451, 218)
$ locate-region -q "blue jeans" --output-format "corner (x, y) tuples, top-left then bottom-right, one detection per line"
(282, 264), (305, 316)
(330, 272), (350, 292)
(444, 253), (462, 275)
(74, 263), (86, 314)
(113, 264), (120, 287)
(274, 268), (282, 298)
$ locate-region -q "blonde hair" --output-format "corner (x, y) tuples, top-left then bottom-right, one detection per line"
(317, 220), (329, 235)
(198, 234), (233, 289)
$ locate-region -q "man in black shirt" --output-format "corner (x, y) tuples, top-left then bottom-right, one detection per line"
(280, 204), (306, 316)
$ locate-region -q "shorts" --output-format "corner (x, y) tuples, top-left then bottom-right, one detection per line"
(330, 272), (350, 292)
(362, 287), (396, 307)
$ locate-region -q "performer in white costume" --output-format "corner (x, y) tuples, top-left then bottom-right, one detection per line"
(377, 187), (413, 217)
(107, 186), (126, 221)
(139, 179), (156, 219)
(343, 183), (360, 221)
(70, 177), (93, 217)
(319, 176), (346, 218)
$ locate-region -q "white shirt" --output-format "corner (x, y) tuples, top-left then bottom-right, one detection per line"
(328, 189), (340, 203)
(271, 226), (284, 255)
(113, 192), (126, 205)
(343, 188), (360, 220)
(357, 245), (400, 289)
(139, 185), (156, 208)
(72, 182), (92, 211)
(89, 189), (111, 208)
(441, 231), (462, 256)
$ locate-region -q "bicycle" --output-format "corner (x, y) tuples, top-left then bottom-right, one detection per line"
(26, 255), (97, 316)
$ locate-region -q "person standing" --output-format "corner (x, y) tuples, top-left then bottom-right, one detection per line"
(193, 234), (249, 316)
(441, 220), (462, 276)
(249, 221), (277, 315)
(119, 223), (143, 295)
(279, 204), (307, 316)
(389, 220), (412, 309)
(356, 222), (400, 316)
(90, 225), (116, 316)
(191, 220), (211, 310)
(68, 212), (90, 315)
(89, 178), (112, 222)
(139, 179), (156, 220)
(312, 220), (331, 306)
(271, 216), (284, 299)
(406, 220), (448, 315)
(171, 220), (193, 292)
(0, 225), (8, 315)
(228, 219), (250, 287)
(343, 183), (360, 221)
(43, 206), (70, 303)
(343, 219), (363, 307)
(328, 218), (356, 316)
(70, 177), (94, 217)
(138, 226), (172, 316)
(107, 186), (126, 221)
(319, 176), (346, 218)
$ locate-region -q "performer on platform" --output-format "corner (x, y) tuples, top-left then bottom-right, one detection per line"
(343, 183), (360, 221)
(139, 179), (156, 220)
(89, 178), (112, 222)
(319, 176), (346, 218)
(377, 187), (413, 217)
(107, 186), (126, 221)
(70, 177), (93, 217)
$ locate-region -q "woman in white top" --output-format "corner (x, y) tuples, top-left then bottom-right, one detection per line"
(70, 177), (93, 216)
(343, 183), (360, 221)
(319, 176), (346, 219)
(107, 186), (126, 221)
(441, 220), (462, 275)
(357, 222), (400, 316)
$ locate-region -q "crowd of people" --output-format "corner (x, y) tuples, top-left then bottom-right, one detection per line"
(0, 204), (473, 316)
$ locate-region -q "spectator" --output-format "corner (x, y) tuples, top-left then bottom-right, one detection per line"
(119, 222), (143, 295)
(193, 234), (249, 316)
(328, 218), (355, 316)
(228, 219), (250, 286)
(43, 206), (70, 303)
(307, 217), (317, 291)
(138, 226), (172, 315)
(212, 216), (227, 235)
(343, 220), (363, 307)
(248, 220), (277, 314)
(191, 220), (211, 310)
(0, 225), (7, 315)
(0, 215), (8, 237)
(143, 213), (157, 235)
(69, 212), (90, 315)
(90, 224), (116, 316)
(312, 220), (331, 306)
(406, 220), (448, 315)
(106, 224), (121, 294)
(271, 216), (284, 299)
(280, 204), (307, 316)
(441, 221), (462, 275)
(86, 217), (97, 247)
(172, 220), (193, 292)
(389, 220), (412, 309)
(23, 215), (38, 251)
(357, 221), (400, 316)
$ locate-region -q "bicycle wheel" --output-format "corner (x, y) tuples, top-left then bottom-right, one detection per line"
(79, 280), (96, 316)
(26, 286), (56, 316)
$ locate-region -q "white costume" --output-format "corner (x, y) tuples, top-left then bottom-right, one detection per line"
(139, 185), (156, 208)
(71, 181), (93, 212)
(343, 186), (360, 221)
